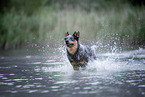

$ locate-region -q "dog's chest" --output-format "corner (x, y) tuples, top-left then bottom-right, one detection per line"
(67, 45), (89, 63)
(67, 52), (81, 62)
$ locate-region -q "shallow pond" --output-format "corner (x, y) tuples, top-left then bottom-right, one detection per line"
(0, 46), (145, 97)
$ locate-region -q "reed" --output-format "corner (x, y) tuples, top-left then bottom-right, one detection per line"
(0, 4), (144, 49)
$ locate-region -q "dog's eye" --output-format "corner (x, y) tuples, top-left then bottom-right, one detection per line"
(70, 37), (75, 41)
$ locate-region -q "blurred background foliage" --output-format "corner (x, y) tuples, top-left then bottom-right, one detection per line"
(0, 0), (145, 49)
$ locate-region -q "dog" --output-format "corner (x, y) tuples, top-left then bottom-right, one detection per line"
(64, 31), (96, 70)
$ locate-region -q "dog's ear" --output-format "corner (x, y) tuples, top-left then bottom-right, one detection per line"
(65, 32), (69, 37)
(73, 31), (80, 41)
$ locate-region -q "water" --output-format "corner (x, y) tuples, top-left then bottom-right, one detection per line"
(0, 46), (145, 97)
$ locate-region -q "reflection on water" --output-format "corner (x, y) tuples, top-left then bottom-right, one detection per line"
(0, 47), (145, 97)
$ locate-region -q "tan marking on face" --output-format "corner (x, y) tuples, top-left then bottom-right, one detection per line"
(67, 40), (78, 55)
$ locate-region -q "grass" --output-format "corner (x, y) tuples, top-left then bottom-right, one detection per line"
(0, 4), (145, 49)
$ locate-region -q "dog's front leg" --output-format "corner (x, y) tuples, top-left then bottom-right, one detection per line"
(70, 60), (87, 70)
(70, 62), (79, 70)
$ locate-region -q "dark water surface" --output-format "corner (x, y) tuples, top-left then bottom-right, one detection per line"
(0, 47), (145, 97)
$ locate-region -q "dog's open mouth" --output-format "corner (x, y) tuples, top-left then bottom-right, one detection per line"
(66, 43), (74, 47)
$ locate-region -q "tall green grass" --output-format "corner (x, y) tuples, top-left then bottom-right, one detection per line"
(0, 4), (145, 49)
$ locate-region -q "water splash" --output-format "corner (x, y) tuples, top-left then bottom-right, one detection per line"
(39, 43), (145, 74)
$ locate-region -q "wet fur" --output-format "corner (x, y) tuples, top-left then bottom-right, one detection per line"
(65, 31), (96, 70)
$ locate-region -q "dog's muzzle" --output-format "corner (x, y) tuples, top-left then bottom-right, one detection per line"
(66, 41), (74, 47)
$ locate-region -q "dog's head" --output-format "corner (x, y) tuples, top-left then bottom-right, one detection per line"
(64, 31), (80, 48)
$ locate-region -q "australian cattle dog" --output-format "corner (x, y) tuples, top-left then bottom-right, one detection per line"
(64, 31), (96, 70)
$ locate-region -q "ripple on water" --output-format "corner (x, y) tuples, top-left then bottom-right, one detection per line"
(23, 85), (35, 89)
(32, 62), (41, 64)
(41, 90), (50, 93)
(55, 80), (78, 84)
(83, 87), (92, 90)
(36, 85), (45, 88)
(2, 77), (8, 80)
(138, 85), (145, 88)
(25, 56), (31, 58)
(13, 78), (28, 82)
(0, 82), (14, 85)
(74, 87), (80, 90)
(51, 86), (60, 89)
(78, 91), (89, 94)
(35, 78), (43, 80)
(51, 86), (63, 92)
(86, 82), (101, 85)
(9, 74), (15, 76)
(46, 60), (55, 62)
(7, 91), (18, 93)
(28, 90), (38, 93)
(16, 85), (22, 88)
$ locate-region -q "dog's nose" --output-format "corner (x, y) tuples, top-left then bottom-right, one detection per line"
(66, 40), (69, 44)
